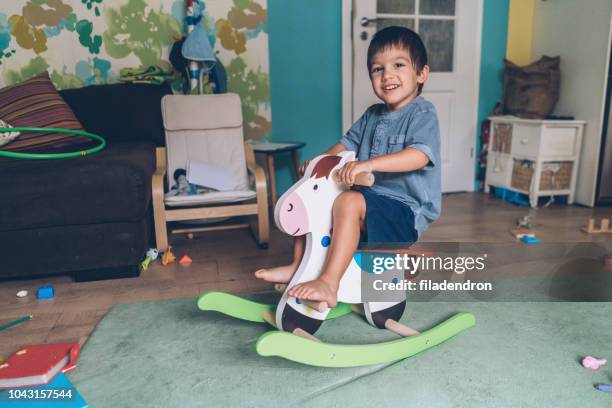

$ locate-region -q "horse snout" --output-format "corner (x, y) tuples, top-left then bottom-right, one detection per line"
(278, 194), (308, 236)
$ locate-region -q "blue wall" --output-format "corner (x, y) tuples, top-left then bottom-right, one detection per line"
(268, 0), (343, 192)
(476, 0), (510, 188)
(268, 0), (509, 194)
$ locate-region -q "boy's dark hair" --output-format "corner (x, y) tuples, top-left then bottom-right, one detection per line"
(367, 26), (428, 94)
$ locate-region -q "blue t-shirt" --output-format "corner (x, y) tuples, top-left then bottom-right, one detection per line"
(340, 95), (441, 237)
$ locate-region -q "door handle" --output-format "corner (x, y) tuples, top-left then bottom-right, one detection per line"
(360, 17), (380, 27)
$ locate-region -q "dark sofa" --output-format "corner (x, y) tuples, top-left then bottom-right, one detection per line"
(0, 82), (172, 281)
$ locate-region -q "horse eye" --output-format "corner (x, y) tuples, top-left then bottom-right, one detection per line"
(313, 184), (319, 191)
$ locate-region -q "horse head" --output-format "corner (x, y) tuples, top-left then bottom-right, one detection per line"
(274, 151), (355, 236)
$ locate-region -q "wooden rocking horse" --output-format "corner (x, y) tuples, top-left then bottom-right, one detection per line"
(198, 152), (475, 367)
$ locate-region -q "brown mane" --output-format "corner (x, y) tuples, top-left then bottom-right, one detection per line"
(311, 155), (342, 179)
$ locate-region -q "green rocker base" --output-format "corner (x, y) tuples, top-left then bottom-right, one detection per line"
(197, 291), (476, 368)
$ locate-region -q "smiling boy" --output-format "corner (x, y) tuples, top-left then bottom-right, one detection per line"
(255, 26), (441, 308)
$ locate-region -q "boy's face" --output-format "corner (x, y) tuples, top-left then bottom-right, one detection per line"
(369, 46), (429, 111)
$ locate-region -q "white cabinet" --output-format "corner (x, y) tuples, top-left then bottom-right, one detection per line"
(485, 116), (585, 207)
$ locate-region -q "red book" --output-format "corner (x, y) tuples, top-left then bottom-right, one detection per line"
(0, 342), (80, 389)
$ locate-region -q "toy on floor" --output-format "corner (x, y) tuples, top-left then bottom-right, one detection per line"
(161, 246), (176, 266)
(516, 215), (534, 230)
(0, 315), (32, 333)
(582, 355), (607, 370)
(179, 255), (192, 265)
(37, 285), (54, 300)
(596, 384), (612, 393)
(520, 235), (540, 244)
(0, 342), (79, 388)
(198, 152), (475, 367)
(582, 217), (612, 234)
(511, 228), (537, 240)
(140, 248), (159, 272)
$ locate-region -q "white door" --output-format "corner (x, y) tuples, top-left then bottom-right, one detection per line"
(348, 0), (483, 192)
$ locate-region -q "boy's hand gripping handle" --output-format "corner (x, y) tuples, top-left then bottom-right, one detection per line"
(332, 170), (375, 187)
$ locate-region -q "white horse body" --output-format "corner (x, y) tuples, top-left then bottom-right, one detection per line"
(273, 152), (405, 333)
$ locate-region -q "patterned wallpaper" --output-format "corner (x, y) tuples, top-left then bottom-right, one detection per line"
(0, 0), (270, 139)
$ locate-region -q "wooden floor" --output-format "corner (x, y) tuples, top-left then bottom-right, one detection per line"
(1, 192), (610, 359)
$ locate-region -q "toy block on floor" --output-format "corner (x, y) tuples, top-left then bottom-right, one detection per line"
(510, 228), (537, 240)
(582, 217), (612, 234)
(36, 286), (55, 300)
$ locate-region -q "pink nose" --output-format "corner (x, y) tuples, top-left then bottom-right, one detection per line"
(278, 193), (309, 236)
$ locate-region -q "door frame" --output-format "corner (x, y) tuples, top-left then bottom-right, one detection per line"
(341, 0), (484, 192)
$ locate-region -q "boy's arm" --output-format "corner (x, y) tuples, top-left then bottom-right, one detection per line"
(338, 148), (428, 186)
(323, 143), (347, 155)
(340, 109), (439, 185)
(369, 147), (429, 172)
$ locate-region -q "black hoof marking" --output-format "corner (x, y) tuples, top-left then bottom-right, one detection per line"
(281, 303), (323, 335)
(370, 301), (406, 329)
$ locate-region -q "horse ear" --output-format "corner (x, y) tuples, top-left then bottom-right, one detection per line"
(337, 150), (356, 165)
(303, 154), (328, 177)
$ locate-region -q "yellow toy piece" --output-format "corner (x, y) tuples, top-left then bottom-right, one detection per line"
(161, 246), (176, 266)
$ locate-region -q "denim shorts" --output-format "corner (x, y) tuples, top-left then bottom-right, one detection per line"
(353, 186), (418, 244)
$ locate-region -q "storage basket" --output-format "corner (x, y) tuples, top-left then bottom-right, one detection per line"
(492, 123), (512, 153)
(540, 162), (572, 190)
(511, 160), (573, 191)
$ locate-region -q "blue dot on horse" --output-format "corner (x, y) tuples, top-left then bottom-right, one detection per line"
(321, 236), (331, 247)
(392, 277), (398, 284)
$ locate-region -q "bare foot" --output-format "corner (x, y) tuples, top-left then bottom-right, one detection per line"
(254, 264), (297, 283)
(288, 279), (338, 307)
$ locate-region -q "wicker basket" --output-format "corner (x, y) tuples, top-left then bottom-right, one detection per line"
(511, 160), (573, 191)
(492, 123), (512, 153)
(540, 162), (572, 190)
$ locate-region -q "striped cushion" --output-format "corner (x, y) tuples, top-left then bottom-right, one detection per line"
(0, 72), (90, 152)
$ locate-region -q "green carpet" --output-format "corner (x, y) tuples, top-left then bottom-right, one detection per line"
(69, 295), (612, 407)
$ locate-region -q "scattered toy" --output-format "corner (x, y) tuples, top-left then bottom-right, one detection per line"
(510, 228), (536, 240)
(0, 315), (32, 332)
(582, 355), (607, 370)
(0, 342), (80, 389)
(511, 212), (538, 241)
(520, 236), (540, 244)
(146, 248), (159, 260)
(516, 215), (534, 230)
(36, 285), (54, 300)
(179, 255), (192, 265)
(140, 248), (160, 272)
(582, 217), (612, 234)
(596, 384), (612, 393)
(16, 290), (28, 298)
(161, 246), (176, 266)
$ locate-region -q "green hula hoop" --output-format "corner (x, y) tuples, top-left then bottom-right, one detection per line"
(0, 127), (106, 160)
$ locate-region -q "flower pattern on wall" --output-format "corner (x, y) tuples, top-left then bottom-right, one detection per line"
(0, 0), (270, 140)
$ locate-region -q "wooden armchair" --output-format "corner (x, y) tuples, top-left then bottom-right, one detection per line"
(151, 94), (269, 251)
